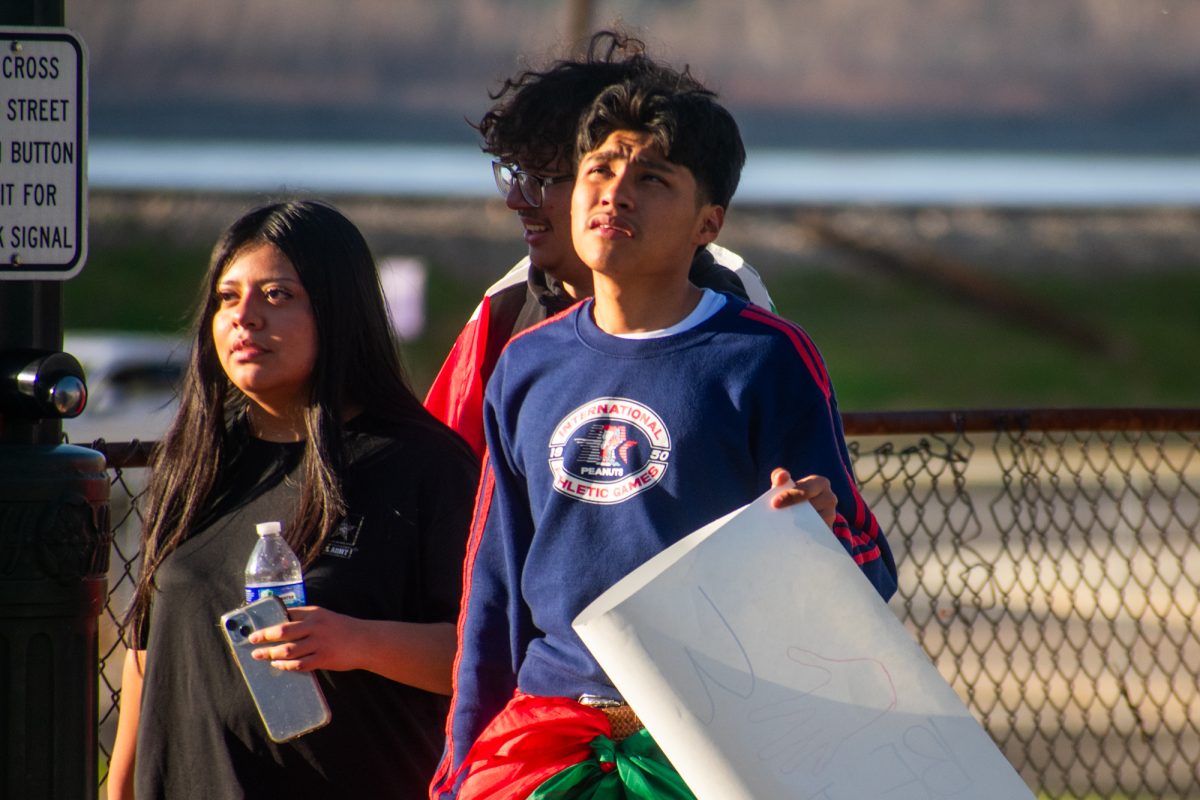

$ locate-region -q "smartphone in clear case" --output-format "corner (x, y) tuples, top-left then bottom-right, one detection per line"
(219, 596), (332, 742)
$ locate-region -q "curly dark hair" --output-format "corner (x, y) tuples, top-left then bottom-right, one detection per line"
(476, 29), (704, 172)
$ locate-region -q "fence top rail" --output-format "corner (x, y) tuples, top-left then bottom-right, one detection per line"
(841, 407), (1200, 435)
(80, 408), (1200, 469)
(84, 439), (156, 469)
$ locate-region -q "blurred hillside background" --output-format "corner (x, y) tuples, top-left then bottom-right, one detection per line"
(62, 0), (1200, 419)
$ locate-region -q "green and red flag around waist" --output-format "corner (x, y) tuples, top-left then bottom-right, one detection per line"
(454, 692), (695, 800)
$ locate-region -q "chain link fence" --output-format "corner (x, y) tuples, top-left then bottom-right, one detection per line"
(89, 409), (1200, 798)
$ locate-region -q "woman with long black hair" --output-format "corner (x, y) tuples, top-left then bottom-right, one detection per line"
(107, 200), (478, 799)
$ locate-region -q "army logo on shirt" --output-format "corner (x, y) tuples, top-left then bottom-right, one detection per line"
(548, 397), (672, 505)
(323, 515), (363, 558)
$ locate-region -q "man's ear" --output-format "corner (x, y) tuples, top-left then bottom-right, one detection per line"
(693, 204), (725, 246)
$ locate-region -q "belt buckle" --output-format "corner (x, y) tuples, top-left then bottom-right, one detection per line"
(578, 693), (624, 709)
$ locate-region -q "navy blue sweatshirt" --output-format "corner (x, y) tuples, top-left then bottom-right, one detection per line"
(434, 296), (897, 796)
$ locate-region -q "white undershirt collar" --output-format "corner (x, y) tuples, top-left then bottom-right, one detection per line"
(611, 289), (727, 340)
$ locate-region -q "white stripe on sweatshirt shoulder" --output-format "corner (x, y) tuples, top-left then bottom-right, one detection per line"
(457, 257), (532, 324)
(484, 257), (533, 298)
(706, 243), (775, 312)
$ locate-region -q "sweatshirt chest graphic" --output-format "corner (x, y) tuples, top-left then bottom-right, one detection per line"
(548, 397), (672, 505)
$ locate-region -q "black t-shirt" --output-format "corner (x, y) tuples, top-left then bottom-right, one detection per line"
(134, 415), (478, 799)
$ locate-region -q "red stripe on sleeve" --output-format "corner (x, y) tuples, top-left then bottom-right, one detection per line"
(432, 457), (496, 797)
(738, 306), (831, 399)
(738, 305), (885, 560)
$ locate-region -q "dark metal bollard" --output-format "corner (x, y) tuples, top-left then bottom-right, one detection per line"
(0, 442), (110, 799)
(0, 347), (108, 799)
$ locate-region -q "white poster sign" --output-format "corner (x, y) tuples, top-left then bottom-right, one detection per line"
(573, 490), (1034, 800)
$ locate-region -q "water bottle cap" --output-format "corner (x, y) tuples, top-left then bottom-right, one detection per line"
(255, 521), (283, 537)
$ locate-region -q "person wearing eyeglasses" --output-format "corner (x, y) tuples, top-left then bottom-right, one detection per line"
(423, 30), (773, 457)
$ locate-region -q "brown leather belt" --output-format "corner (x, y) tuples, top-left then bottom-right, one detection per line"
(579, 696), (645, 741)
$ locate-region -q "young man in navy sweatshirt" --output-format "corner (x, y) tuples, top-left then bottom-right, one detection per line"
(432, 72), (898, 800)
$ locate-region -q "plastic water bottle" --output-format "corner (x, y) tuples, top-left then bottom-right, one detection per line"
(244, 521), (307, 607)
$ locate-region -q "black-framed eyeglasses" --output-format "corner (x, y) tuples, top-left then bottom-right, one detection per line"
(492, 161), (573, 208)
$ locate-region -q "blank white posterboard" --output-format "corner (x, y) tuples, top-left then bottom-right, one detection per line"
(573, 489), (1035, 800)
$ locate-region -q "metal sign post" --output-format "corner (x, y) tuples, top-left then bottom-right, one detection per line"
(1, 6), (109, 800)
